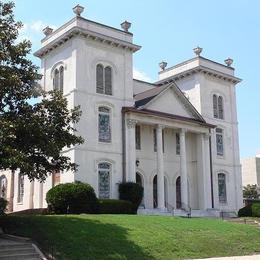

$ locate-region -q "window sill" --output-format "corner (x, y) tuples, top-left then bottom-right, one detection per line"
(98, 141), (112, 145)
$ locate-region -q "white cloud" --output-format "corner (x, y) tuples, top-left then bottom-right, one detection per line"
(133, 67), (152, 82)
(30, 20), (46, 32)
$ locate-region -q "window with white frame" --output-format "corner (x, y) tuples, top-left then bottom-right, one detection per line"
(213, 94), (224, 119)
(98, 162), (111, 199)
(176, 133), (180, 155)
(0, 176), (7, 199)
(216, 128), (224, 156)
(53, 66), (64, 92)
(153, 128), (157, 152)
(135, 125), (141, 150)
(98, 106), (111, 143)
(218, 173), (227, 203)
(96, 64), (112, 95)
(17, 173), (24, 203)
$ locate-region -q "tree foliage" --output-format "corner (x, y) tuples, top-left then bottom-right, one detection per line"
(243, 184), (260, 199)
(0, 1), (84, 181)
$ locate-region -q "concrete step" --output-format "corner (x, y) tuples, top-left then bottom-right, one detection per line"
(0, 243), (31, 250)
(0, 252), (41, 259)
(0, 247), (36, 256)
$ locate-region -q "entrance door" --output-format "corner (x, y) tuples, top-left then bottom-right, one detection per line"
(176, 176), (181, 209)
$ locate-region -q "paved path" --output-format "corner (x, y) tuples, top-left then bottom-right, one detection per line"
(195, 255), (260, 260)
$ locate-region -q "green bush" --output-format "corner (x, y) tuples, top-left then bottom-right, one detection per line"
(98, 199), (135, 214)
(119, 182), (143, 212)
(252, 203), (260, 217)
(0, 198), (8, 215)
(46, 182), (98, 214)
(238, 204), (252, 217)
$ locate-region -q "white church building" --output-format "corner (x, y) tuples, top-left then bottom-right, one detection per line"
(0, 5), (243, 216)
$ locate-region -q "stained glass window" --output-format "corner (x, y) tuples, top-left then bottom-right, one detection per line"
(216, 128), (224, 156)
(105, 66), (112, 95)
(153, 129), (157, 152)
(54, 68), (59, 90)
(96, 64), (112, 95)
(98, 107), (111, 142)
(135, 125), (141, 150)
(53, 66), (64, 92)
(98, 163), (111, 199)
(0, 176), (7, 199)
(218, 96), (224, 119)
(213, 94), (218, 118)
(213, 94), (224, 119)
(218, 173), (227, 203)
(96, 64), (104, 94)
(18, 173), (24, 203)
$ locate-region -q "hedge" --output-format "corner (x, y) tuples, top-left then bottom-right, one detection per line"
(0, 198), (8, 215)
(46, 182), (98, 214)
(98, 199), (135, 214)
(119, 182), (143, 211)
(252, 203), (260, 217)
(238, 204), (252, 217)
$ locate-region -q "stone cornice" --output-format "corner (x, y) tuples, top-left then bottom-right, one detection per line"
(156, 65), (242, 86)
(34, 26), (141, 58)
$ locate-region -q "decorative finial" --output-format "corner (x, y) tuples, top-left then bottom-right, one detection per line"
(224, 57), (233, 67)
(159, 61), (167, 71)
(43, 26), (53, 36)
(73, 4), (84, 16)
(193, 46), (203, 56)
(121, 21), (131, 32)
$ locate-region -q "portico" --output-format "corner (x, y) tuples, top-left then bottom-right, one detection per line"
(123, 106), (214, 212)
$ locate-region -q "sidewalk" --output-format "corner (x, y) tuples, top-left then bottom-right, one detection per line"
(195, 255), (260, 260)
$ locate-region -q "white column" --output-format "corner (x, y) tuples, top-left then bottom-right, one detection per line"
(156, 124), (165, 210)
(125, 119), (137, 182)
(29, 181), (34, 209)
(39, 182), (43, 208)
(200, 133), (212, 209)
(8, 170), (15, 212)
(180, 129), (188, 209)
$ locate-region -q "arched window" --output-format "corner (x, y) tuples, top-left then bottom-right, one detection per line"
(53, 66), (64, 92)
(96, 64), (112, 95)
(213, 94), (224, 119)
(0, 175), (7, 199)
(17, 173), (24, 203)
(218, 173), (227, 203)
(98, 162), (111, 199)
(98, 106), (111, 143)
(216, 128), (224, 156)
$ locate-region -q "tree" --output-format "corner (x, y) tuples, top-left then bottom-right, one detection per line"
(243, 184), (260, 199)
(0, 1), (84, 181)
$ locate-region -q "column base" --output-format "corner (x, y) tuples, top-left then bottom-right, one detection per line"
(157, 207), (168, 213)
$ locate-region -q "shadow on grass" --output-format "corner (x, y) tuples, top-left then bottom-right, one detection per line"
(0, 215), (155, 260)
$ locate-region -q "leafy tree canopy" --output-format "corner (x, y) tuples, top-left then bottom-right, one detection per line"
(243, 184), (260, 199)
(0, 1), (84, 181)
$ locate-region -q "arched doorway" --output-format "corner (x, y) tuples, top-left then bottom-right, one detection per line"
(153, 175), (167, 208)
(0, 175), (7, 199)
(136, 172), (144, 208)
(176, 176), (181, 209)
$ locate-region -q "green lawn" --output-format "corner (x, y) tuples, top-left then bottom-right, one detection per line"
(1, 215), (260, 260)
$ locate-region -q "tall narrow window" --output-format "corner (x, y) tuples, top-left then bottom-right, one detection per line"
(136, 125), (141, 150)
(216, 128), (224, 156)
(218, 96), (224, 119)
(153, 129), (157, 152)
(98, 107), (111, 143)
(17, 174), (24, 203)
(213, 94), (218, 118)
(176, 133), (180, 155)
(213, 94), (224, 119)
(96, 64), (104, 94)
(98, 162), (111, 199)
(162, 129), (165, 153)
(96, 64), (112, 95)
(53, 66), (64, 92)
(0, 176), (7, 199)
(218, 173), (227, 203)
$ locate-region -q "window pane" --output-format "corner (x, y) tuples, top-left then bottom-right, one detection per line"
(99, 170), (110, 199)
(98, 163), (110, 170)
(99, 113), (111, 142)
(18, 174), (24, 203)
(136, 125), (141, 150)
(176, 133), (180, 155)
(59, 66), (64, 92)
(96, 64), (104, 94)
(216, 128), (224, 156)
(153, 129), (157, 152)
(213, 94), (218, 118)
(0, 176), (7, 199)
(218, 173), (227, 203)
(98, 106), (110, 113)
(218, 96), (224, 119)
(104, 66), (112, 95)
(54, 69), (59, 91)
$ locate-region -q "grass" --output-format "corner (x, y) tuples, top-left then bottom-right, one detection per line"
(1, 214), (260, 260)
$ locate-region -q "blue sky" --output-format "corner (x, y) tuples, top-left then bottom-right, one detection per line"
(13, 0), (260, 158)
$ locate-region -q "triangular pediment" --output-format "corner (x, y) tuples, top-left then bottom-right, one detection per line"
(143, 86), (199, 120)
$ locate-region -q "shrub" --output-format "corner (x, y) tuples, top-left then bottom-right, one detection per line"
(119, 182), (143, 212)
(238, 204), (252, 217)
(252, 203), (260, 217)
(46, 182), (98, 214)
(0, 198), (8, 215)
(98, 199), (135, 214)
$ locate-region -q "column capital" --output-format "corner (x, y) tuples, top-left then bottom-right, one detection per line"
(156, 124), (165, 130)
(180, 128), (187, 136)
(126, 119), (138, 128)
(203, 132), (211, 140)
